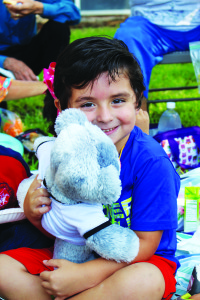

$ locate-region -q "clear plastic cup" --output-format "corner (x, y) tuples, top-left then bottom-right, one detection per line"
(189, 41), (200, 93)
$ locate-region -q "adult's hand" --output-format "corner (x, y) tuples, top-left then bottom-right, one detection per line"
(3, 57), (38, 81)
(4, 0), (43, 19)
(24, 175), (53, 236)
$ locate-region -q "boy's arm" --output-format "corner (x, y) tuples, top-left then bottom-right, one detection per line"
(40, 230), (163, 298)
(23, 175), (54, 238)
(133, 230), (163, 261)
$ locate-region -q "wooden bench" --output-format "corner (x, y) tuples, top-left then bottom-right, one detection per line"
(147, 51), (200, 109)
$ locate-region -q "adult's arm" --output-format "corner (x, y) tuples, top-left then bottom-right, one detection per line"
(40, 230), (163, 299)
(4, 79), (47, 100)
(6, 0), (81, 24)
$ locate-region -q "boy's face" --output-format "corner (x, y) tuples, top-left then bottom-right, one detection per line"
(69, 72), (139, 153)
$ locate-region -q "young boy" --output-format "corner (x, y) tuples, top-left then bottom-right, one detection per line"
(0, 37), (180, 300)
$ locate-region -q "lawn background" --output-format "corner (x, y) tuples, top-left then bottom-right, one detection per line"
(5, 25), (200, 169)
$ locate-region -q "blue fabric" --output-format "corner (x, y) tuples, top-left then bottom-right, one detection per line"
(104, 126), (180, 268)
(0, 0), (81, 68)
(0, 219), (54, 251)
(114, 16), (200, 98)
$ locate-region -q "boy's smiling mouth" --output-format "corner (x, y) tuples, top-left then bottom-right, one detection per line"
(101, 126), (118, 133)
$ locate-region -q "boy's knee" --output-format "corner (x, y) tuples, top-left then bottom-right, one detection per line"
(109, 263), (165, 299)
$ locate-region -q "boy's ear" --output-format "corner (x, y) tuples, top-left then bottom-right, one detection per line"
(54, 99), (61, 112)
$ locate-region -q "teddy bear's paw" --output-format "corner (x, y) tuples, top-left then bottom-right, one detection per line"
(86, 224), (139, 263)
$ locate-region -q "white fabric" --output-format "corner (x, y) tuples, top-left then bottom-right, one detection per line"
(129, 0), (200, 31)
(42, 201), (109, 245)
(36, 140), (55, 180)
(36, 139), (109, 245)
(0, 207), (25, 224)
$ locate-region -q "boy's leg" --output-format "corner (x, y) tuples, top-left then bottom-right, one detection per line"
(0, 254), (52, 300)
(69, 262), (165, 300)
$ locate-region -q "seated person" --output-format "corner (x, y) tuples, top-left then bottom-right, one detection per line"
(0, 36), (179, 300)
(114, 0), (200, 101)
(0, 0), (81, 81)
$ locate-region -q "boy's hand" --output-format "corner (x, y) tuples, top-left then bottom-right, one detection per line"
(24, 175), (52, 233)
(41, 259), (86, 299)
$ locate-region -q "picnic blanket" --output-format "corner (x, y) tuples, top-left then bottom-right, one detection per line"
(172, 232), (200, 298)
(172, 168), (200, 299)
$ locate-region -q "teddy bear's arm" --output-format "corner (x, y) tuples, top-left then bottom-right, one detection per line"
(85, 224), (139, 263)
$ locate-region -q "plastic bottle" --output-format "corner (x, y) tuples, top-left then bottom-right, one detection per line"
(158, 102), (182, 133)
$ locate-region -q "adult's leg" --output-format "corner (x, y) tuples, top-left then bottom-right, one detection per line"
(69, 262), (165, 300)
(114, 17), (200, 98)
(114, 16), (165, 98)
(0, 254), (52, 300)
(0, 20), (70, 75)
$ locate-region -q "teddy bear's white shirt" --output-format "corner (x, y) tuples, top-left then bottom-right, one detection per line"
(36, 139), (109, 245)
(42, 200), (109, 246)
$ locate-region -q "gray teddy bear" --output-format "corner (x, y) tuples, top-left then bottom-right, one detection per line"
(17, 109), (139, 264)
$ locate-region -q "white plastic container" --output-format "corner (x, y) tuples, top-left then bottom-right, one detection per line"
(158, 102), (182, 133)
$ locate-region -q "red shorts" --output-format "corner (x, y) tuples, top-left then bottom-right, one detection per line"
(1, 247), (54, 274)
(2, 249), (176, 299)
(134, 255), (177, 300)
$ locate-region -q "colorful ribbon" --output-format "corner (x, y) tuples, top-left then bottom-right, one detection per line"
(43, 62), (56, 100)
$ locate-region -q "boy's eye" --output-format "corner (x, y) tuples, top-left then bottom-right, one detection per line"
(81, 102), (94, 108)
(112, 98), (125, 104)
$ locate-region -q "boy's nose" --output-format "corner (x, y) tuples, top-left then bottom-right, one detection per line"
(96, 106), (113, 123)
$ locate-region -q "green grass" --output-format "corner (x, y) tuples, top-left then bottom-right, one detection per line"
(149, 63), (200, 127)
(4, 25), (200, 169)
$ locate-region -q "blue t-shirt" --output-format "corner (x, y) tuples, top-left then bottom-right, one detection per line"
(104, 126), (180, 268)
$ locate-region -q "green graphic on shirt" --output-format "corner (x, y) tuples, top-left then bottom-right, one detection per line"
(103, 197), (132, 228)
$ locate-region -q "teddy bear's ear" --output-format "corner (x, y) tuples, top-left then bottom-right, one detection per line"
(55, 108), (88, 135)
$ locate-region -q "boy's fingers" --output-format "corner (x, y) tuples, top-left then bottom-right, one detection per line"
(38, 205), (51, 214)
(43, 259), (60, 268)
(29, 175), (42, 191)
(34, 187), (50, 199)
